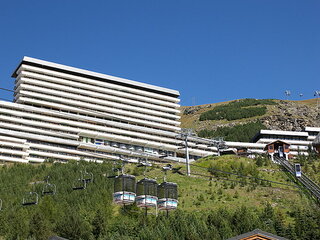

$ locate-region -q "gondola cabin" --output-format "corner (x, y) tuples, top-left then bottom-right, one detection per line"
(136, 178), (158, 208)
(294, 163), (302, 178)
(113, 174), (136, 205)
(157, 182), (178, 211)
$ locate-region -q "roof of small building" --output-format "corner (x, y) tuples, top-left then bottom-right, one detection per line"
(48, 236), (68, 240)
(263, 140), (291, 150)
(227, 229), (289, 240)
(265, 140), (291, 145)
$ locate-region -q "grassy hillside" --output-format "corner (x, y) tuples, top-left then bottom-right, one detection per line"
(0, 157), (319, 239)
(181, 98), (319, 141)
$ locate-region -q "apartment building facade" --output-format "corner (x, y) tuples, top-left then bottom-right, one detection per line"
(0, 57), (216, 164)
(0, 57), (318, 164)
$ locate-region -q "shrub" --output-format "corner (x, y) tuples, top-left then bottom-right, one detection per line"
(199, 98), (276, 121)
(198, 121), (266, 142)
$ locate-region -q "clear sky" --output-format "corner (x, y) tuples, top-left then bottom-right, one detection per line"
(0, 1), (319, 106)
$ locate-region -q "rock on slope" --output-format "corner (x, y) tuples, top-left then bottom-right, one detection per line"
(180, 99), (320, 133)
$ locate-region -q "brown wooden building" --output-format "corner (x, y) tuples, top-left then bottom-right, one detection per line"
(227, 229), (288, 240)
(264, 140), (290, 161)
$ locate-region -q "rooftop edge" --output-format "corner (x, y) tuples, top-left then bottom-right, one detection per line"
(12, 56), (180, 98)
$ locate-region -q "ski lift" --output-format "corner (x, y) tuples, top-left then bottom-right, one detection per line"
(157, 164), (178, 211)
(22, 192), (39, 206)
(111, 157), (137, 205)
(157, 182), (178, 211)
(135, 159), (158, 208)
(83, 169), (94, 183)
(72, 177), (87, 190)
(0, 199), (2, 210)
(113, 174), (136, 205)
(42, 176), (56, 195)
(136, 178), (158, 208)
(42, 183), (56, 195)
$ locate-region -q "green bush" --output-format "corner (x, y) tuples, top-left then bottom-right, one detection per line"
(198, 121), (266, 142)
(199, 98), (276, 121)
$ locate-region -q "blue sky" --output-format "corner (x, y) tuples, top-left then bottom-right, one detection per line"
(0, 1), (319, 106)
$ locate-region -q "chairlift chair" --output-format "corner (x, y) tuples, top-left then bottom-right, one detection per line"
(83, 171), (94, 183)
(42, 183), (57, 195)
(42, 176), (57, 195)
(72, 178), (87, 190)
(22, 192), (39, 206)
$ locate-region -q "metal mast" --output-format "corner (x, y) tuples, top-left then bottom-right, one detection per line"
(177, 128), (195, 176)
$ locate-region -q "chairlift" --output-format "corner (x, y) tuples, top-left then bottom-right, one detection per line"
(72, 178), (87, 190)
(42, 176), (56, 195)
(83, 170), (94, 183)
(42, 183), (56, 195)
(22, 192), (39, 206)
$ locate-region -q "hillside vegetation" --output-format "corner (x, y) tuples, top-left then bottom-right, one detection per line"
(0, 157), (319, 239)
(198, 121), (266, 142)
(181, 98), (319, 142)
(199, 99), (276, 121)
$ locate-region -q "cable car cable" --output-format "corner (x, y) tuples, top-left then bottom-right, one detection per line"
(0, 87), (14, 92)
(188, 163), (301, 189)
(188, 171), (301, 192)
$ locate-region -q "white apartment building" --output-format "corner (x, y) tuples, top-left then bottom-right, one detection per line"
(0, 57), (318, 164)
(0, 57), (216, 164)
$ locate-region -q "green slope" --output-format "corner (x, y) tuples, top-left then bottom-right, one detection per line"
(0, 158), (319, 239)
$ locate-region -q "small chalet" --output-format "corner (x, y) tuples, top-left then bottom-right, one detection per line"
(227, 229), (288, 240)
(264, 140), (290, 161)
(236, 147), (249, 156)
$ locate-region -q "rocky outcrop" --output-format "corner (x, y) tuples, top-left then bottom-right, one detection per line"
(261, 101), (319, 131)
(181, 99), (320, 132)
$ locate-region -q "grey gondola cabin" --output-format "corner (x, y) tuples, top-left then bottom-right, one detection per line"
(157, 182), (178, 211)
(136, 178), (158, 208)
(113, 174), (136, 205)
